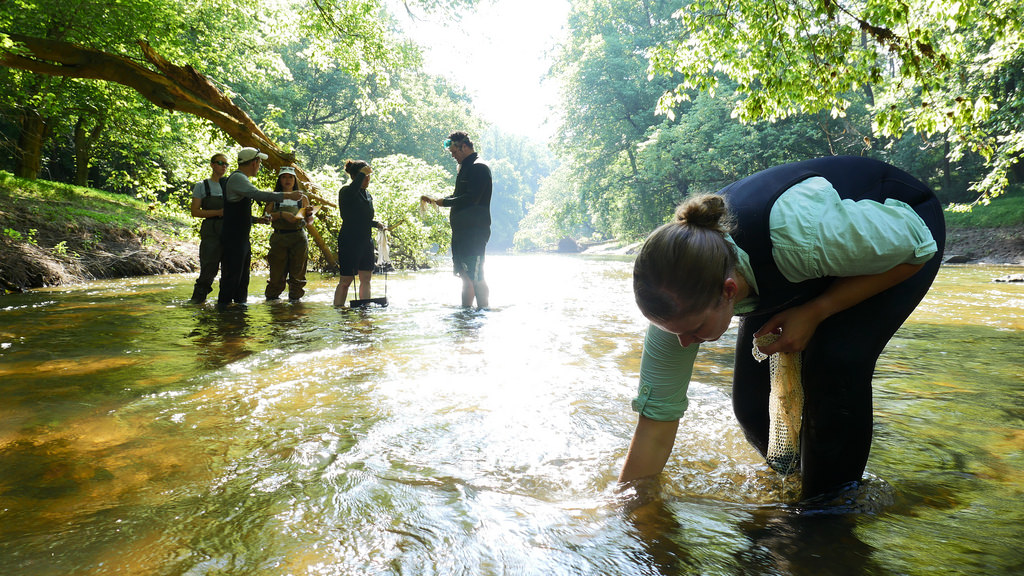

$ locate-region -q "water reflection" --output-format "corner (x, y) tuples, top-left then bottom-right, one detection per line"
(0, 258), (1021, 575)
(187, 307), (258, 369)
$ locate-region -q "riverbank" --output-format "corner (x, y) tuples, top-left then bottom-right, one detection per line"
(0, 172), (196, 294)
(2, 172), (1023, 294)
(943, 225), (1024, 265)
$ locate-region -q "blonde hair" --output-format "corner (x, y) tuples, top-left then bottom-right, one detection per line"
(633, 193), (737, 322)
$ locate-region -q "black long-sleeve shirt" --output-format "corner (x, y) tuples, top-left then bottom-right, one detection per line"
(440, 153), (491, 233)
(338, 182), (378, 245)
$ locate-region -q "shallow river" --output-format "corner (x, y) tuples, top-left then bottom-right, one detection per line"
(1, 255), (1021, 575)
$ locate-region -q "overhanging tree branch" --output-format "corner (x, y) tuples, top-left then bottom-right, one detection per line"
(0, 33), (338, 266)
(1, 35), (282, 162)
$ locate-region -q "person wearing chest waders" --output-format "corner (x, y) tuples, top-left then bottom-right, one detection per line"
(620, 156), (945, 501)
(188, 153), (228, 303)
(263, 166), (314, 301)
(218, 148), (302, 310)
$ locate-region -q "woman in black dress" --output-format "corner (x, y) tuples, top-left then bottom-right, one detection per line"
(333, 160), (383, 306)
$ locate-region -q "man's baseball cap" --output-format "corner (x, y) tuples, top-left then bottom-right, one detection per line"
(238, 147), (269, 163)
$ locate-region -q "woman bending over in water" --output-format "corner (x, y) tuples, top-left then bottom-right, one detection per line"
(621, 156), (945, 500)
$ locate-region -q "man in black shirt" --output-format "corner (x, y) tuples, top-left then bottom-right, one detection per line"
(422, 131), (492, 308)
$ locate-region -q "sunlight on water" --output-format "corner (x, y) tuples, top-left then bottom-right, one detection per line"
(0, 256), (1021, 575)
(910, 264), (1024, 330)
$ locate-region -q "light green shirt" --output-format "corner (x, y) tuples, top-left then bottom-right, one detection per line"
(769, 177), (936, 280)
(632, 177), (937, 421)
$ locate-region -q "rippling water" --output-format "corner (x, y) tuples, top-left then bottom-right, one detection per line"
(0, 256), (1021, 575)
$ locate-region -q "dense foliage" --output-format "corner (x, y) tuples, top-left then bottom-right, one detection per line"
(517, 0), (1022, 248)
(0, 0), (553, 268)
(649, 0), (1024, 205)
(2, 0), (1021, 262)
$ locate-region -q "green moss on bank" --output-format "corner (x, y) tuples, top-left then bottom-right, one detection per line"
(0, 171), (194, 234)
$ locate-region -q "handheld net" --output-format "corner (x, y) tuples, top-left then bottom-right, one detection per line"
(752, 333), (803, 475)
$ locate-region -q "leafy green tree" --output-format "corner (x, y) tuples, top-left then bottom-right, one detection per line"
(514, 164), (592, 251)
(362, 153), (452, 269)
(550, 0), (681, 238)
(0, 0), (474, 185)
(359, 73), (487, 169)
(0, 0), (289, 177)
(634, 87), (872, 215)
(648, 0), (1024, 205)
(0, 66), (89, 179)
(480, 128), (556, 199)
(472, 128), (556, 252)
(536, 0), (994, 243)
(485, 158), (526, 251)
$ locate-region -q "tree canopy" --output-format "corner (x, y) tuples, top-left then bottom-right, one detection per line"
(511, 0), (1021, 250)
(0, 0), (438, 179)
(648, 0), (1024, 206)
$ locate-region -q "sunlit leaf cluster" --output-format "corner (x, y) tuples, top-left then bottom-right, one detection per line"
(648, 0), (1024, 204)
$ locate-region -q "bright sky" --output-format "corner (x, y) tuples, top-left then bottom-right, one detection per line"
(394, 0), (571, 141)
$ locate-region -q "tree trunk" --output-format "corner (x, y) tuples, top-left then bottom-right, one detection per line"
(73, 115), (105, 187)
(16, 107), (48, 180)
(861, 30), (875, 106)
(943, 136), (951, 192)
(1010, 157), (1024, 185)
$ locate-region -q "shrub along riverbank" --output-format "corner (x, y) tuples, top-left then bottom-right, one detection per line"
(1, 171), (1022, 294)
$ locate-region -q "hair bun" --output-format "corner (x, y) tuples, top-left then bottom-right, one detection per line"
(675, 194), (730, 232)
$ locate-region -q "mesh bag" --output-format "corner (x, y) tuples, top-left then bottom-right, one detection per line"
(419, 197), (439, 216)
(375, 227), (390, 267)
(752, 333), (803, 475)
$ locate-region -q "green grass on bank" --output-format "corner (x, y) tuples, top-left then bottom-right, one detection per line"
(944, 186), (1024, 228)
(0, 170), (194, 239)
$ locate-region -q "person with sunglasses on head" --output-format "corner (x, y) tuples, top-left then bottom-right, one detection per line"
(217, 147), (302, 310)
(621, 156), (944, 502)
(263, 166), (314, 301)
(188, 154), (231, 303)
(420, 131), (492, 308)
(333, 160), (384, 306)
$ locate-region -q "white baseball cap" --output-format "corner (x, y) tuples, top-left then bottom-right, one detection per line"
(238, 147), (269, 163)
(278, 166), (297, 176)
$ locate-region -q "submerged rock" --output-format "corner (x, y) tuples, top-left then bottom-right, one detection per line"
(993, 273), (1024, 283)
